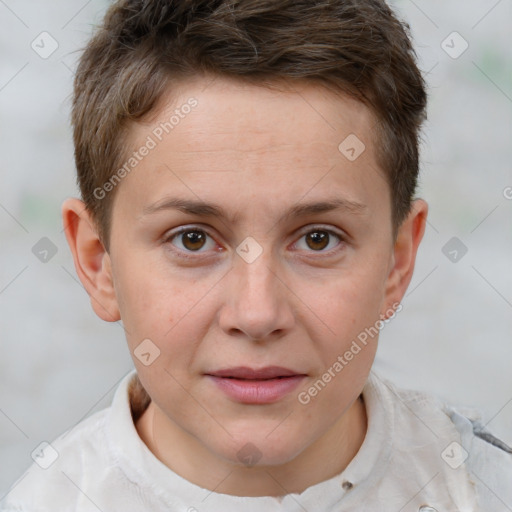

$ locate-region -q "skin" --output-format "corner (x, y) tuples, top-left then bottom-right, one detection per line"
(62, 75), (427, 497)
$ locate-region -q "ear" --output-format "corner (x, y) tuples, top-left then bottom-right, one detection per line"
(381, 199), (428, 317)
(61, 198), (120, 322)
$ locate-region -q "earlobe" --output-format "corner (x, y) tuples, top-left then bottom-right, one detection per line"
(61, 198), (120, 322)
(382, 199), (428, 316)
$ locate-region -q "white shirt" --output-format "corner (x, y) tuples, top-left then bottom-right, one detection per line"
(2, 369), (511, 511)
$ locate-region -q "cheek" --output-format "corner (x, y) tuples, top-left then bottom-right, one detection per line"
(308, 265), (387, 327)
(114, 250), (173, 319)
(300, 264), (388, 365)
(113, 260), (219, 370)
(113, 264), (177, 347)
(115, 275), (168, 337)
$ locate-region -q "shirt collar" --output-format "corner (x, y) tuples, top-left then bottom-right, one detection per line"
(105, 368), (393, 511)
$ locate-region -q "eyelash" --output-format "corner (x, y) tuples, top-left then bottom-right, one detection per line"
(163, 225), (346, 260)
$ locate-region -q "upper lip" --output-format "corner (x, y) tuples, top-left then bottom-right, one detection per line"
(206, 366), (305, 380)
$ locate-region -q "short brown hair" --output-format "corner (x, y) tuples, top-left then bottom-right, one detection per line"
(72, 0), (427, 248)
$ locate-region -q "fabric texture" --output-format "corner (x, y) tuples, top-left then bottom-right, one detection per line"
(2, 369), (511, 511)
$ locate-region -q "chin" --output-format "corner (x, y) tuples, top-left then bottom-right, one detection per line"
(211, 431), (307, 469)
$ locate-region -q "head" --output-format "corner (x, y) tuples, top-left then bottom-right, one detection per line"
(63, 0), (428, 479)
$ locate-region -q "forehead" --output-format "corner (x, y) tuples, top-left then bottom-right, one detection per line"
(115, 76), (388, 223)
(139, 76), (376, 157)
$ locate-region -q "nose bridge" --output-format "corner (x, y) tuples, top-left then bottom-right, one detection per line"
(238, 248), (278, 302)
(222, 242), (294, 340)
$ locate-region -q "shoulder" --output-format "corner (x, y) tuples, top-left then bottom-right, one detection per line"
(381, 374), (512, 509)
(0, 371), (146, 512)
(444, 402), (512, 508)
(1, 408), (111, 512)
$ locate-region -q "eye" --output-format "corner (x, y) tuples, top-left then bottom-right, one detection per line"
(294, 227), (344, 253)
(164, 225), (345, 259)
(165, 227), (217, 255)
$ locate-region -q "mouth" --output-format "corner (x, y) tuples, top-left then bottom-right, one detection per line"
(205, 366), (307, 404)
(207, 366), (304, 380)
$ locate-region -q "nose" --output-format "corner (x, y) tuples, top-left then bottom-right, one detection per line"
(218, 249), (295, 342)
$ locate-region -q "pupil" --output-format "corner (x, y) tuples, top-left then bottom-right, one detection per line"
(307, 231), (329, 250)
(183, 231), (205, 251)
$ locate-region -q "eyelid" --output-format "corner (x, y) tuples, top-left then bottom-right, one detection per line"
(295, 224), (346, 239)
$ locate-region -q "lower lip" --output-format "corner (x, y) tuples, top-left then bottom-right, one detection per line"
(207, 375), (306, 404)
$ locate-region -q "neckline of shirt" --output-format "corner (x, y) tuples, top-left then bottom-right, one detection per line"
(105, 368), (393, 510)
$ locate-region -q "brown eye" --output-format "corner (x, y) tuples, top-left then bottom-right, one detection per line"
(295, 227), (344, 253)
(167, 227), (216, 255)
(181, 230), (207, 251)
(305, 231), (330, 251)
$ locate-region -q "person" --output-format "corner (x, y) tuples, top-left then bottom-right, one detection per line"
(2, 0), (511, 510)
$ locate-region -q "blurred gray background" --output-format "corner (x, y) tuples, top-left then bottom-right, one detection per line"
(1, 0), (511, 496)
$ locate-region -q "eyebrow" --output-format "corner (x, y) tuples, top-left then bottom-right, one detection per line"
(141, 196), (367, 223)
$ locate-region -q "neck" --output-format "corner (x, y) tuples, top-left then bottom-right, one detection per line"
(135, 394), (367, 496)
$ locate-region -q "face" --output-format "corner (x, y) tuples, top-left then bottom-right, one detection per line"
(80, 76), (419, 473)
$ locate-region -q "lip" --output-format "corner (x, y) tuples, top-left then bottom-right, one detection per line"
(205, 366), (307, 404)
(207, 366), (302, 380)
